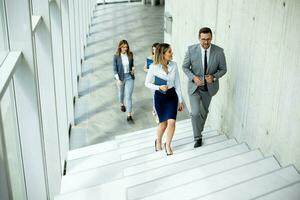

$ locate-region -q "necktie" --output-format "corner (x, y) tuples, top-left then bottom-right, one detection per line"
(204, 50), (207, 74)
(204, 50), (208, 90)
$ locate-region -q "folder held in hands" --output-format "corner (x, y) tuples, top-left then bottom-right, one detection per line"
(154, 76), (167, 94)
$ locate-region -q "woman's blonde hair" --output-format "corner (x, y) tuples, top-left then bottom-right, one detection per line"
(116, 40), (133, 58)
(154, 43), (171, 73)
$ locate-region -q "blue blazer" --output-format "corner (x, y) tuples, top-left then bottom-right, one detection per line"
(113, 53), (134, 81)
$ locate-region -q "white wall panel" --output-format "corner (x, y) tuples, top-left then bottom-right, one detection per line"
(165, 0), (300, 169)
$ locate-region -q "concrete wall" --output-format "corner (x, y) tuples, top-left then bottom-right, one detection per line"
(165, 0), (300, 169)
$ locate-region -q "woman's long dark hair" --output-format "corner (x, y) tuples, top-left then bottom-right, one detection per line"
(116, 40), (133, 58)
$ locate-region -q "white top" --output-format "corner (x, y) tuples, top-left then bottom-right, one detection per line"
(121, 53), (129, 73)
(200, 45), (211, 71)
(145, 61), (183, 103)
(115, 53), (130, 80)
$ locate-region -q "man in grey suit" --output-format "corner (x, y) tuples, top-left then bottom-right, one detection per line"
(182, 27), (227, 148)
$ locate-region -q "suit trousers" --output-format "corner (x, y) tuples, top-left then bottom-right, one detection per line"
(189, 88), (212, 141)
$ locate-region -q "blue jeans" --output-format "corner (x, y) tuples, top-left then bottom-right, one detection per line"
(118, 73), (134, 113)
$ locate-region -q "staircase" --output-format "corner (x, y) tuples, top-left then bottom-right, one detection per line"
(55, 119), (300, 200)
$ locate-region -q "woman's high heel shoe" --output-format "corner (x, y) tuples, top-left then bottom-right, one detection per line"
(164, 143), (173, 156)
(155, 139), (162, 151)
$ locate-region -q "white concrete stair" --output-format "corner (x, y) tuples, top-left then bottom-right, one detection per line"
(67, 119), (193, 161)
(195, 166), (300, 200)
(253, 180), (300, 200)
(127, 150), (264, 200)
(55, 119), (300, 200)
(66, 127), (220, 174)
(61, 135), (231, 193)
(138, 157), (281, 200)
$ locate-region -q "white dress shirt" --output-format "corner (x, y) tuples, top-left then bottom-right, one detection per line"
(200, 45), (211, 72)
(121, 53), (129, 73)
(145, 61), (183, 103)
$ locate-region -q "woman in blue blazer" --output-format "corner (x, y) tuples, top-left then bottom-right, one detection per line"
(113, 40), (135, 122)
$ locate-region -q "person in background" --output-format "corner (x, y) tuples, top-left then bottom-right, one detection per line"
(144, 42), (160, 123)
(182, 27), (227, 148)
(143, 42), (159, 72)
(145, 43), (184, 156)
(113, 40), (135, 122)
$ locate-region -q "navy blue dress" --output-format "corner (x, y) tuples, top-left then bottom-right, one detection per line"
(154, 87), (178, 123)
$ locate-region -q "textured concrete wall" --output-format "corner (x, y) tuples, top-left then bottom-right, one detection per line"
(165, 0), (300, 169)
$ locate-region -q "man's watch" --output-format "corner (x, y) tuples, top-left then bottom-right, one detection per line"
(213, 76), (217, 82)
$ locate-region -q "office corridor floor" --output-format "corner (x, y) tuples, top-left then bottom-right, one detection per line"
(70, 2), (189, 149)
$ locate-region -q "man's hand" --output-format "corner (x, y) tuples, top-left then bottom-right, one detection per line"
(205, 75), (214, 84)
(193, 76), (205, 86)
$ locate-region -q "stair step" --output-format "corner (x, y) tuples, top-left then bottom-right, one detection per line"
(124, 138), (237, 176)
(118, 125), (192, 148)
(67, 119), (195, 161)
(120, 131), (221, 160)
(138, 157), (280, 200)
(196, 166), (300, 200)
(127, 150), (263, 200)
(60, 138), (238, 194)
(66, 130), (220, 174)
(67, 140), (117, 161)
(253, 180), (300, 200)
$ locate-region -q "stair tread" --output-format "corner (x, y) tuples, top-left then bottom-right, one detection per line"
(67, 140), (117, 161)
(121, 131), (220, 160)
(57, 122), (300, 200)
(127, 150), (264, 200)
(66, 131), (221, 174)
(196, 166), (300, 200)
(124, 137), (235, 176)
(67, 119), (195, 160)
(253, 180), (300, 200)
(138, 157), (280, 200)
(60, 138), (238, 194)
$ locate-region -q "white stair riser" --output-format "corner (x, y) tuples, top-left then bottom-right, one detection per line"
(67, 120), (197, 161)
(140, 157), (280, 200)
(197, 166), (300, 200)
(254, 181), (300, 200)
(67, 133), (223, 174)
(121, 133), (225, 160)
(124, 139), (238, 176)
(67, 140), (117, 161)
(60, 140), (239, 194)
(66, 130), (195, 173)
(119, 127), (218, 148)
(127, 150), (264, 200)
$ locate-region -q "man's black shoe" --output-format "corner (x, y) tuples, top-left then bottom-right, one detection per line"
(194, 138), (202, 148)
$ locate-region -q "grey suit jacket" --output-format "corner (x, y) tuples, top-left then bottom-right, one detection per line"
(182, 43), (227, 96)
(113, 53), (134, 81)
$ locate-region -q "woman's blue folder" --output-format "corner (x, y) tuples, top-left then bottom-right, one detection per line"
(154, 76), (167, 94)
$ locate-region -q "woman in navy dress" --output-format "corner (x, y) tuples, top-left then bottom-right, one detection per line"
(145, 43), (184, 155)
